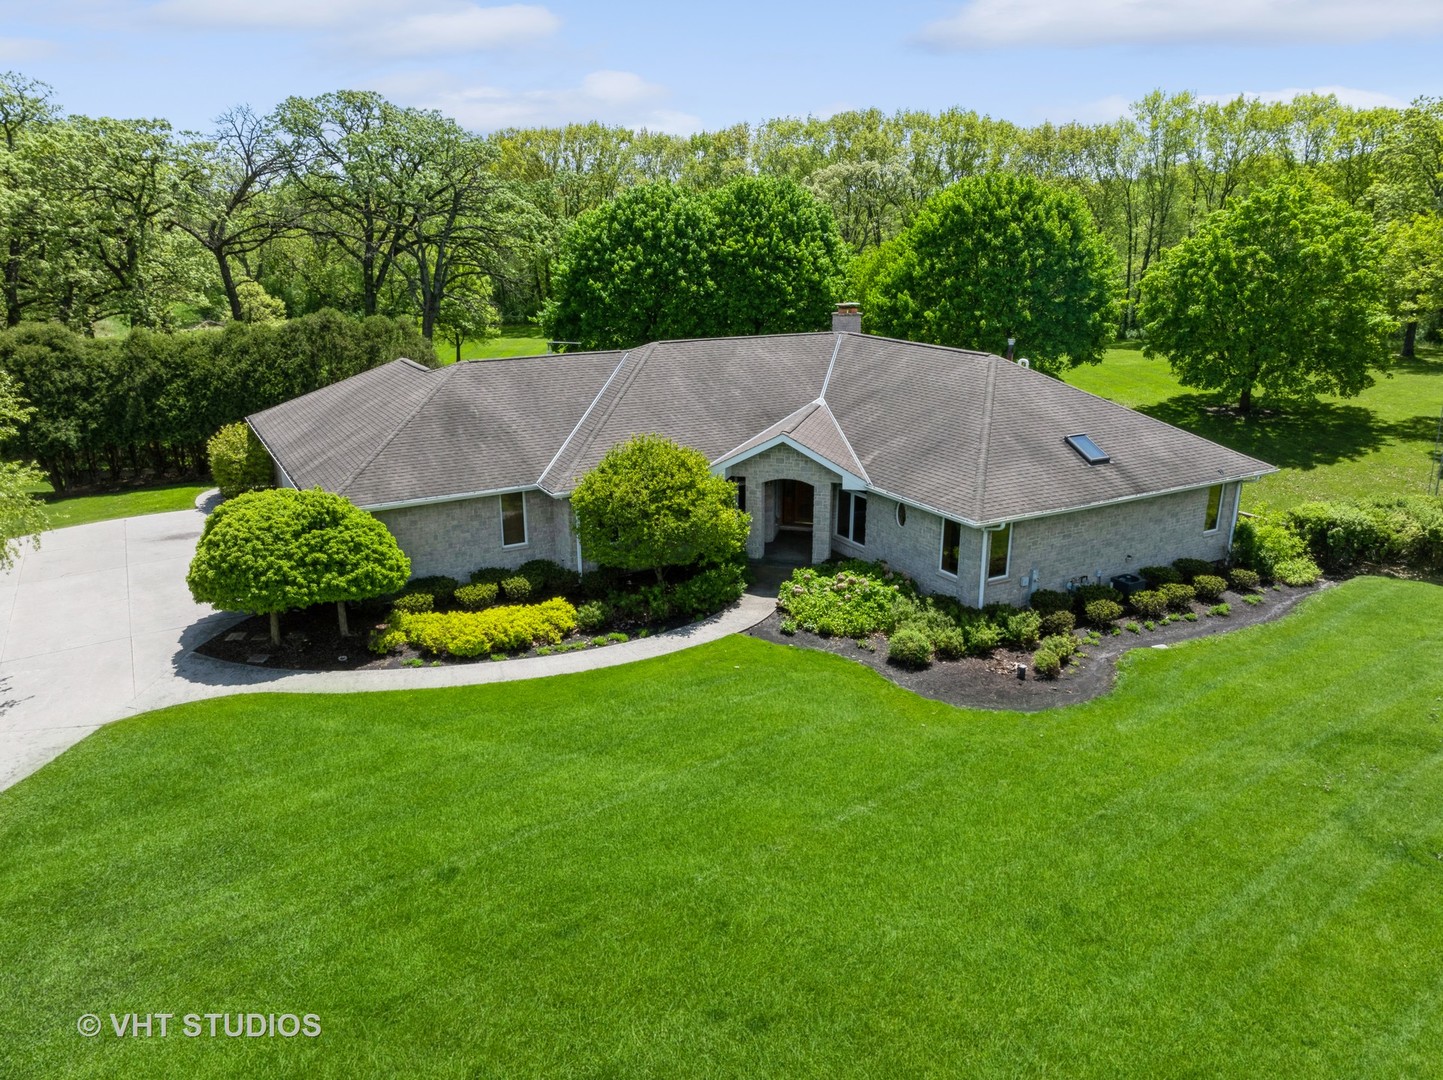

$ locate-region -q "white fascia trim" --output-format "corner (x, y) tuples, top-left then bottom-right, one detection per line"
(358, 484), (547, 513)
(245, 421), (297, 491)
(972, 472), (1274, 530)
(710, 434), (867, 490)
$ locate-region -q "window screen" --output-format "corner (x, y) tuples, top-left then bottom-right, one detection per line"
(501, 491), (527, 547)
(941, 520), (961, 576)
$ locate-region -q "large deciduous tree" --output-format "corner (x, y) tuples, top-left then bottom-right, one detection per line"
(542, 177), (848, 350)
(1138, 177), (1393, 414)
(860, 173), (1119, 375)
(187, 487), (410, 644)
(570, 435), (749, 583)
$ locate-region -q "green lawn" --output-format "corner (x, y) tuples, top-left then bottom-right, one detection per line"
(32, 481), (210, 531)
(3, 576), (1441, 1078)
(1065, 343), (1443, 510)
(443, 324), (551, 364)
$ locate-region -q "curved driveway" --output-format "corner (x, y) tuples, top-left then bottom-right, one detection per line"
(0, 508), (773, 791)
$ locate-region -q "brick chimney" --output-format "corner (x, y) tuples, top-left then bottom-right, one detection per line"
(832, 301), (861, 334)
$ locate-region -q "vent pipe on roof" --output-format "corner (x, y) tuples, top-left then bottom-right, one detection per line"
(1005, 336), (1016, 362)
(832, 302), (862, 334)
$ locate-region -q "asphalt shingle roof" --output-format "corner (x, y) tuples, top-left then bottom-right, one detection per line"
(249, 333), (1274, 521)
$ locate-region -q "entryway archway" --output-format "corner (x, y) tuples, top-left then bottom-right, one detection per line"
(764, 478), (814, 564)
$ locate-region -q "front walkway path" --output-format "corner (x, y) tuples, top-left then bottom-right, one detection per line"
(0, 506), (775, 792)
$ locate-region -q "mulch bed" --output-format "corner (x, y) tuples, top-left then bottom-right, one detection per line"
(745, 581), (1330, 712)
(194, 602), (691, 672)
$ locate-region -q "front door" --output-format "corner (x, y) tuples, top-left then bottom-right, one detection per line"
(777, 479), (814, 527)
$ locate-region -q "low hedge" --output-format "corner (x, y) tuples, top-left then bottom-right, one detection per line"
(887, 624), (933, 668)
(1083, 598), (1123, 626)
(1171, 557), (1216, 582)
(1039, 610), (1076, 637)
(1031, 633), (1078, 680)
(1228, 567), (1260, 592)
(381, 598), (578, 658)
(1129, 589), (1168, 619)
(671, 564), (747, 618)
(1159, 582), (1196, 613)
(454, 582), (498, 611)
(1028, 589), (1072, 615)
(1139, 565), (1183, 587)
(1192, 574), (1227, 602)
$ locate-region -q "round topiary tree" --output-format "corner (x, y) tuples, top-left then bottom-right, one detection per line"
(571, 434), (750, 583)
(187, 487), (411, 644)
(207, 422), (274, 499)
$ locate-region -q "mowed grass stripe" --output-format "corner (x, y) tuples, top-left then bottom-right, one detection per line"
(1, 577), (1441, 1078)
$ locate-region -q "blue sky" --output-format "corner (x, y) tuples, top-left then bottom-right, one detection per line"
(2, 1), (1439, 134)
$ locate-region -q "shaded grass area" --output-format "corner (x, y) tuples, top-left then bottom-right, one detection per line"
(29, 481), (209, 531)
(2, 577), (1443, 1077)
(1065, 343), (1443, 509)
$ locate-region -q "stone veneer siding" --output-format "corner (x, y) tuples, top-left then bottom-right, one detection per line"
(373, 490), (578, 582)
(726, 444), (840, 565)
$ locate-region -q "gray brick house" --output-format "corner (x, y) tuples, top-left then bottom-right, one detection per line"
(248, 309), (1274, 607)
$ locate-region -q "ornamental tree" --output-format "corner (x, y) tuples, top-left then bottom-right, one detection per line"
(206, 422), (273, 499)
(859, 173), (1119, 376)
(187, 487), (410, 644)
(571, 434), (750, 583)
(542, 177), (849, 350)
(1139, 177), (1393, 414)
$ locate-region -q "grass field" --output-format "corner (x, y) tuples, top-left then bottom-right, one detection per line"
(445, 324), (550, 363)
(1065, 343), (1443, 510)
(2, 576), (1441, 1078)
(31, 481), (210, 531)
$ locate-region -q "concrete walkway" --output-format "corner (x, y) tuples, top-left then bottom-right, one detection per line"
(0, 506), (775, 792)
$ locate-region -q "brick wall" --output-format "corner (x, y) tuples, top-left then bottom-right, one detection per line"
(726, 444), (840, 565)
(373, 490), (578, 582)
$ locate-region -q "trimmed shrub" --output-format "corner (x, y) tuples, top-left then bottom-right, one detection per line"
(1039, 610), (1076, 637)
(575, 600), (610, 633)
(1231, 518), (1308, 580)
(1192, 574), (1227, 602)
(405, 576), (460, 605)
(963, 620), (1004, 656)
(1028, 588), (1073, 615)
(392, 598), (578, 657)
(1129, 589), (1168, 619)
(392, 592), (434, 614)
(1286, 502), (1385, 572)
(1139, 565), (1183, 587)
(1227, 567), (1260, 592)
(206, 422), (273, 499)
(368, 625), (407, 655)
(454, 581), (498, 611)
(778, 561), (918, 637)
(1171, 557), (1215, 582)
(1083, 598), (1123, 626)
(1005, 610), (1042, 650)
(1071, 584), (1122, 614)
(671, 563), (747, 618)
(469, 566), (508, 585)
(1275, 556), (1322, 586)
(500, 575), (532, 602)
(887, 624), (933, 668)
(932, 626), (968, 661)
(1159, 582), (1196, 612)
(1031, 633), (1077, 680)
(518, 558), (578, 597)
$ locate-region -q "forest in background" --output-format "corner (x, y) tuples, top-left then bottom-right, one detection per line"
(1, 72), (1440, 350)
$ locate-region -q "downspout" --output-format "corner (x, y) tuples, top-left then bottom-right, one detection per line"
(977, 529), (990, 609)
(1226, 483), (1243, 551)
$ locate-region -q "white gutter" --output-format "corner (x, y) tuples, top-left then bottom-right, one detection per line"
(359, 484), (544, 513)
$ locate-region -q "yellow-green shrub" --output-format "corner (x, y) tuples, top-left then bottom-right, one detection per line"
(391, 598), (578, 658)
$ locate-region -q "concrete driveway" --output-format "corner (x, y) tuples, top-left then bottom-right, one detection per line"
(0, 509), (240, 791)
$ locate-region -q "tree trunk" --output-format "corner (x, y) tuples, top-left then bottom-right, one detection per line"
(216, 249), (242, 321)
(336, 600), (350, 638)
(269, 610), (280, 646)
(1403, 320), (1417, 358)
(1238, 385), (1253, 415)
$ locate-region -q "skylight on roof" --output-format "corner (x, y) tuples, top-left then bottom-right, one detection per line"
(1065, 433), (1111, 465)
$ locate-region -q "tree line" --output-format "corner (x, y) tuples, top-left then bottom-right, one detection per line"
(1, 72), (1439, 348)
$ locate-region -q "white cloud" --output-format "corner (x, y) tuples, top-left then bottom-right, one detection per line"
(147, 0), (410, 29)
(347, 5), (559, 56)
(1199, 86), (1408, 110)
(918, 0), (1443, 49)
(0, 36), (54, 62)
(421, 71), (700, 133)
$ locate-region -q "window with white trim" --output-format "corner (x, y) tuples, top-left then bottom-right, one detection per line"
(500, 491), (528, 547)
(986, 524), (1011, 581)
(836, 490), (867, 544)
(940, 519), (961, 576)
(1203, 484), (1223, 532)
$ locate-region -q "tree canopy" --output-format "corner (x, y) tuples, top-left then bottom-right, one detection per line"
(187, 487), (410, 643)
(541, 176), (849, 349)
(859, 173), (1120, 375)
(1138, 177), (1393, 413)
(0, 368), (47, 569)
(570, 435), (750, 582)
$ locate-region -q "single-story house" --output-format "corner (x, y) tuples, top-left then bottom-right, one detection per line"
(247, 307), (1275, 607)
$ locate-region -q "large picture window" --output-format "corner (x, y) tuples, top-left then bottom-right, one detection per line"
(986, 524), (1011, 581)
(836, 490), (867, 545)
(940, 519), (961, 576)
(1204, 484), (1224, 532)
(500, 491), (528, 548)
